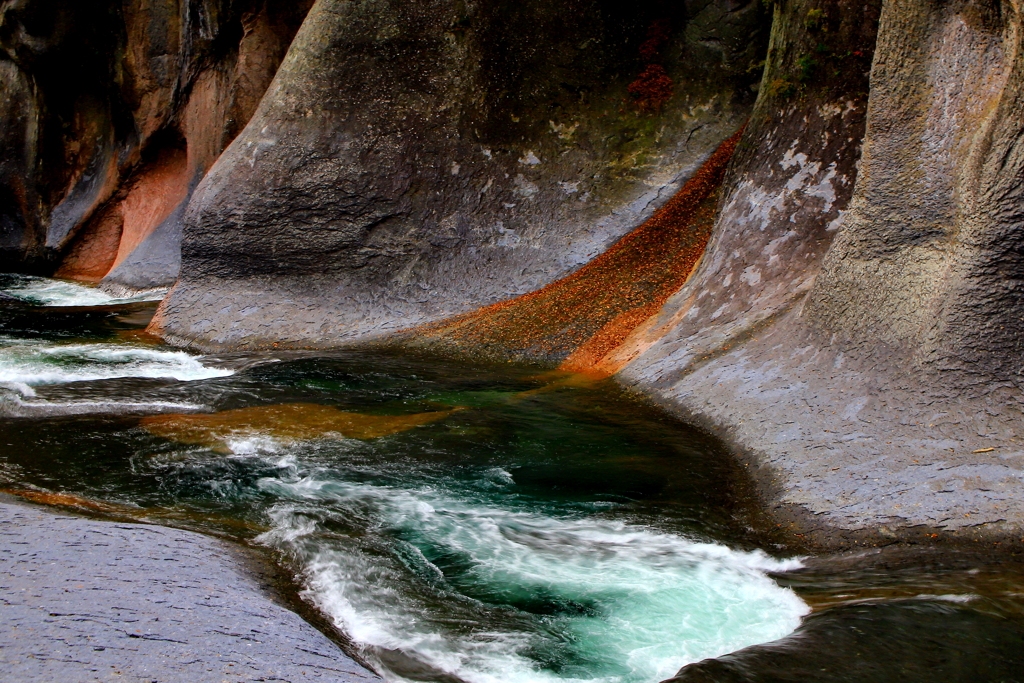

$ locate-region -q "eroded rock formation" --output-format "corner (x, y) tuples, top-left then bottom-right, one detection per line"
(151, 0), (768, 347)
(620, 0), (1024, 542)
(0, 0), (312, 292)
(4, 0), (1024, 541)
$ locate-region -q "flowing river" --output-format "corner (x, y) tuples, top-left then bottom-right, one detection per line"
(2, 275), (1024, 683)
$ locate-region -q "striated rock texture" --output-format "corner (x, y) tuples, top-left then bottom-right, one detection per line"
(0, 0), (312, 291)
(152, 0), (770, 348)
(0, 499), (378, 682)
(807, 0), (1024, 387)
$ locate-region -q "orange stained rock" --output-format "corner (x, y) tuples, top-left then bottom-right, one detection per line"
(413, 127), (744, 374)
(113, 146), (190, 271)
(56, 145), (190, 283)
(116, 329), (166, 345)
(1, 488), (128, 513)
(55, 201), (125, 282)
(140, 403), (461, 450)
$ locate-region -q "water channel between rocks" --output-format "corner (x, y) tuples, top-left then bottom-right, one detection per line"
(2, 275), (1024, 683)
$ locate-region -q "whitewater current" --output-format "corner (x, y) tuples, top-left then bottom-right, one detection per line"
(0, 276), (812, 683)
(253, 449), (807, 683)
(0, 274), (166, 307)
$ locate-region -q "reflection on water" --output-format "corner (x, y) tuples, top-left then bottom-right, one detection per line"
(1, 277), (1024, 683)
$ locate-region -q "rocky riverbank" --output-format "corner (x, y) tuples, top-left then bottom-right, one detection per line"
(0, 496), (378, 682)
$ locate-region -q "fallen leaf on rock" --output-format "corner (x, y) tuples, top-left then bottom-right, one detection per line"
(140, 403), (461, 450)
(972, 447), (996, 453)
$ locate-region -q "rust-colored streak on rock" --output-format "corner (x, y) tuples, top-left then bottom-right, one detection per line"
(55, 203), (125, 281)
(113, 146), (189, 270)
(55, 145), (188, 283)
(412, 128), (743, 369)
(141, 403), (460, 451)
(1, 488), (127, 513)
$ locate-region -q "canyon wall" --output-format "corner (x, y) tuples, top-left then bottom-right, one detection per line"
(0, 0), (312, 291)
(152, 0), (1024, 540)
(4, 0), (1023, 540)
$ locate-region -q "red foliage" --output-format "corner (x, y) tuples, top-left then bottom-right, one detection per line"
(629, 19), (674, 112)
(638, 18), (672, 63)
(628, 64), (673, 112)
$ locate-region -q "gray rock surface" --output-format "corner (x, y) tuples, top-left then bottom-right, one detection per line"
(0, 500), (379, 682)
(154, 0), (768, 349)
(100, 198), (187, 296)
(620, 0), (1024, 542)
(807, 0), (1024, 386)
(625, 305), (1024, 541)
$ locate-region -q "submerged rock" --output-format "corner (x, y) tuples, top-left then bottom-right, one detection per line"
(141, 403), (462, 449)
(665, 600), (1024, 683)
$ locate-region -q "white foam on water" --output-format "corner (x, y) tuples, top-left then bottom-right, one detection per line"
(918, 594), (978, 604)
(224, 434), (289, 457)
(255, 475), (809, 683)
(0, 381), (36, 397)
(0, 337), (234, 386)
(1, 274), (166, 307)
(0, 392), (205, 417)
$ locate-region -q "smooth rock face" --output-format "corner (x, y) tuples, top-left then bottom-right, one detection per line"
(153, 0), (768, 349)
(0, 500), (379, 682)
(620, 0), (1024, 541)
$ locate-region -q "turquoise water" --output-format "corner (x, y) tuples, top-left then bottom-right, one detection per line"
(0, 277), (808, 683)
(3, 277), (1024, 683)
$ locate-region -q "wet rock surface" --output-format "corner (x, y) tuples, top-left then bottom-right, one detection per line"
(626, 309), (1024, 542)
(0, 499), (379, 682)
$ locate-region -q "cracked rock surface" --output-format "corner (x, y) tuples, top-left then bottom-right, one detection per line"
(0, 501), (378, 683)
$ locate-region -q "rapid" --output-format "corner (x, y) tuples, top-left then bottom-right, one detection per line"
(2, 276), (1024, 683)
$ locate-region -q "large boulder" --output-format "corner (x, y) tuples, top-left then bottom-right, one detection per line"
(151, 0), (770, 348)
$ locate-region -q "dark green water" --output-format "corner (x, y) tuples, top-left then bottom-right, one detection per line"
(2, 275), (1024, 683)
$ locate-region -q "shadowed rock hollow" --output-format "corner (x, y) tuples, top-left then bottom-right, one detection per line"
(0, 0), (314, 291)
